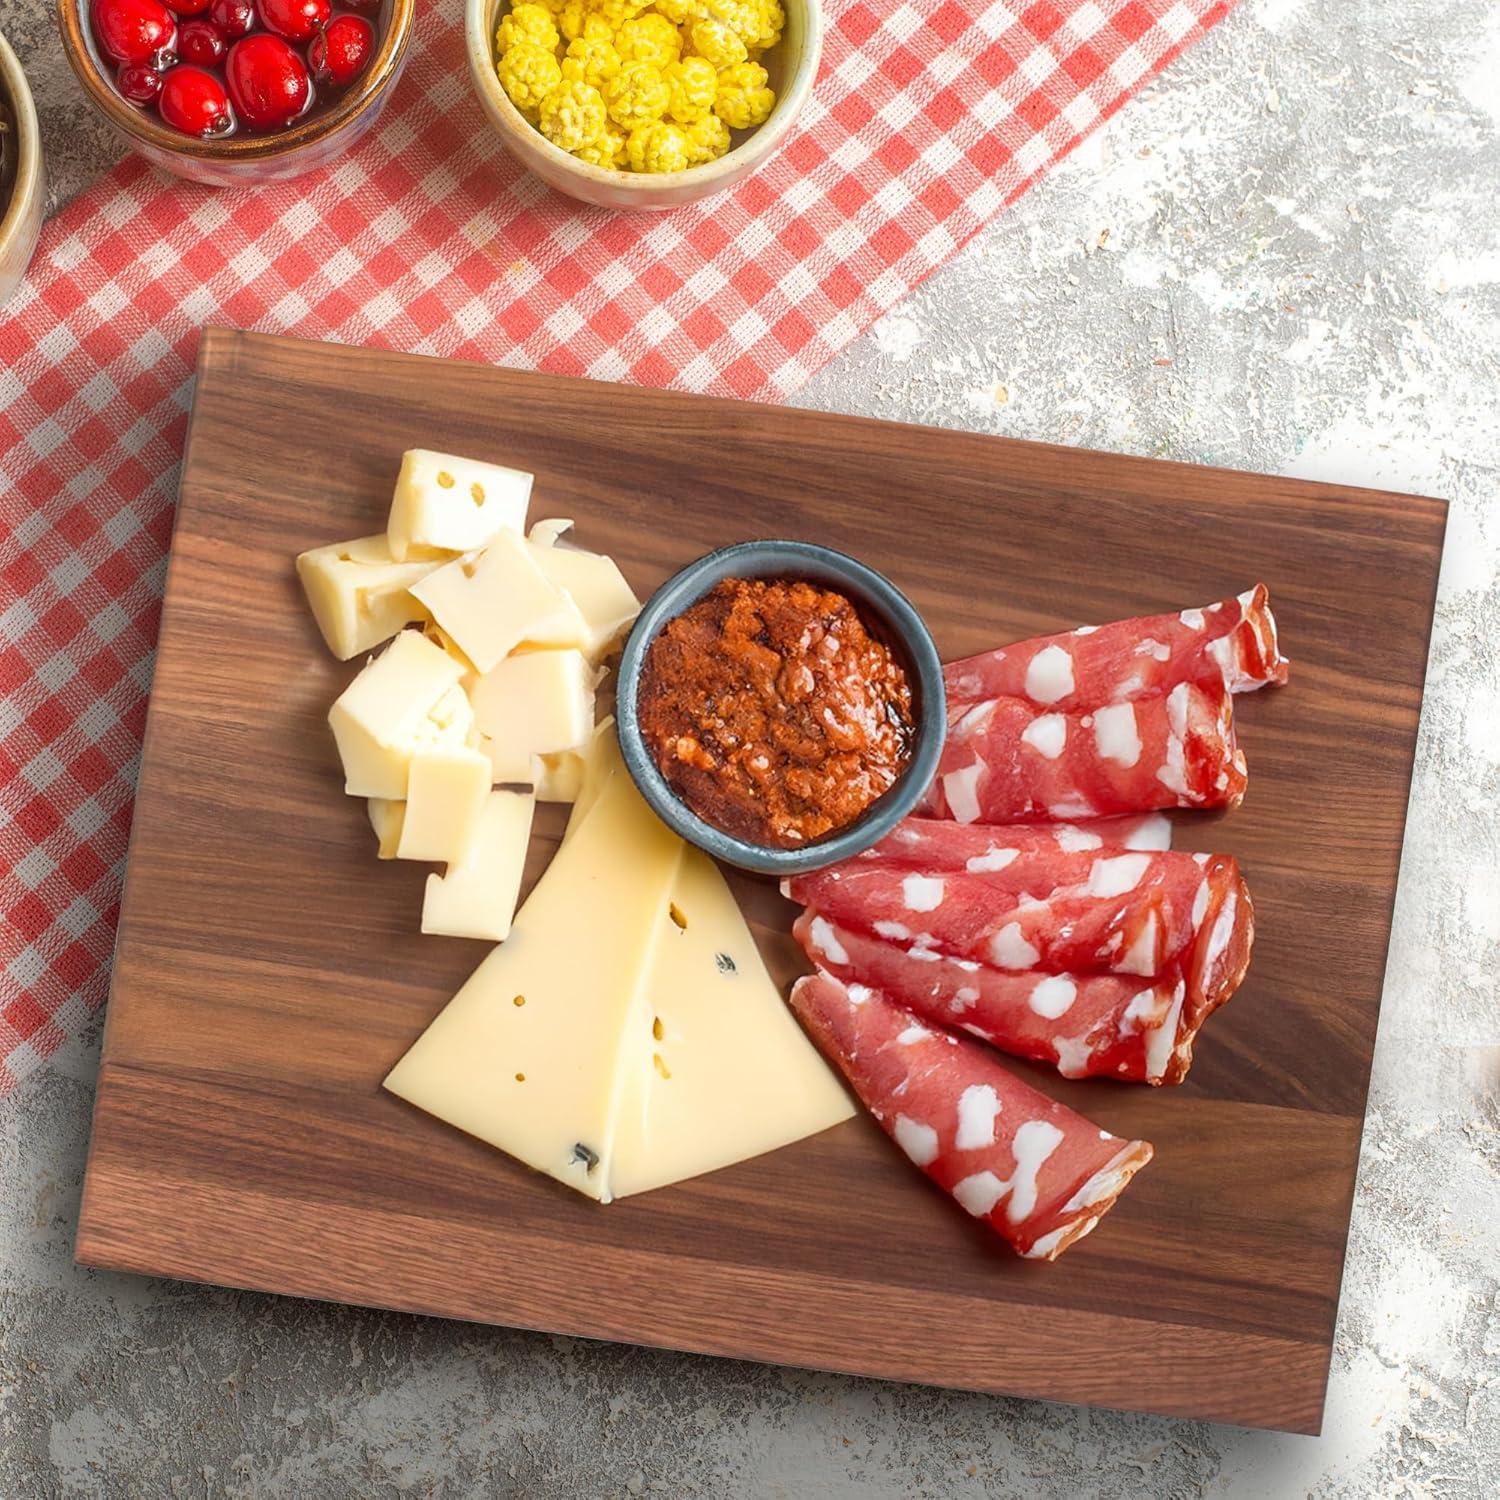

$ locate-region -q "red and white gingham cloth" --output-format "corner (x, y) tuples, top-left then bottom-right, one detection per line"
(0, 0), (1231, 1095)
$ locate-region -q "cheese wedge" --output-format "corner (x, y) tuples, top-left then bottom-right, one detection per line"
(562, 718), (617, 844)
(383, 761), (682, 1202)
(469, 648), (596, 784)
(367, 798), (405, 859)
(422, 789), (535, 941)
(609, 847), (856, 1198)
(411, 531), (586, 673)
(387, 450), (533, 562)
(527, 542), (641, 661)
(296, 535), (436, 661)
(328, 631), (470, 799)
(397, 745), (492, 863)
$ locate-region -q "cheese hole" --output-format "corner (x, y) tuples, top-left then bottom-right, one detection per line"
(513, 995), (525, 1007)
(337, 552), (353, 562)
(652, 1017), (664, 1041)
(470, 482), (485, 506)
(653, 1053), (671, 1080)
(437, 470), (455, 488)
(514, 1072), (525, 1082)
(669, 903), (687, 931)
(461, 560), (478, 579)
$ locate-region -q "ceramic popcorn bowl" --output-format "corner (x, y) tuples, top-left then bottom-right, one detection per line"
(55, 0), (414, 188)
(467, 0), (824, 211)
(0, 31), (45, 309)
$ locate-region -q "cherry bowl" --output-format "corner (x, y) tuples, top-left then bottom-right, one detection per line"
(55, 0), (414, 187)
(0, 31), (45, 308)
(466, 0), (824, 211)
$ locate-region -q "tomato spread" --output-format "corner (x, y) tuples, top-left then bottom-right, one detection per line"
(636, 577), (915, 848)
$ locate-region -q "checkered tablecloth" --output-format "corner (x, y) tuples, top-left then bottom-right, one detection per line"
(0, 0), (1231, 1095)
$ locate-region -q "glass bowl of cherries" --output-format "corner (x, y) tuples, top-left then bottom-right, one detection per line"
(56, 0), (414, 185)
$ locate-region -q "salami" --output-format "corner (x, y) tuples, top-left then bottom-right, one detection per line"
(785, 852), (1253, 1011)
(945, 584), (1289, 713)
(788, 970), (1154, 1258)
(924, 680), (1247, 824)
(796, 912), (1214, 1085)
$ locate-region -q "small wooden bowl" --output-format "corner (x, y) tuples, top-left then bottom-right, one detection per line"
(0, 31), (45, 308)
(54, 0), (415, 188)
(466, 0), (824, 210)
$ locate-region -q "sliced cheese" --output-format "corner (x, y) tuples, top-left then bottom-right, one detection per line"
(469, 648), (596, 784)
(367, 798), (405, 859)
(387, 449), (533, 562)
(384, 762), (682, 1201)
(527, 541), (641, 661)
(562, 718), (618, 844)
(422, 789), (535, 941)
(411, 531), (586, 674)
(609, 847), (856, 1198)
(296, 534), (436, 661)
(533, 750), (585, 804)
(328, 631), (469, 799)
(397, 745), (492, 863)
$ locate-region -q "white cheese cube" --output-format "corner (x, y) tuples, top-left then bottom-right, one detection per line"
(397, 745), (492, 863)
(411, 531), (587, 673)
(367, 798), (406, 859)
(421, 789), (535, 941)
(296, 534), (436, 661)
(527, 541), (641, 661)
(528, 518), (574, 547)
(469, 648), (596, 784)
(387, 450), (533, 561)
(533, 750), (584, 803)
(328, 631), (469, 799)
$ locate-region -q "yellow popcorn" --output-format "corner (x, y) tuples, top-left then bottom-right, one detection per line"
(614, 13), (681, 67)
(562, 28), (622, 91)
(603, 60), (671, 128)
(574, 125), (628, 168)
(497, 41), (564, 116)
(538, 78), (608, 150)
(626, 120), (692, 173)
(702, 0), (779, 51)
(592, 0), (653, 27)
(663, 55), (717, 124)
(495, 3), (560, 55)
(687, 17), (746, 68)
(557, 0), (594, 42)
(651, 0), (704, 24)
(714, 60), (774, 130)
(683, 111), (730, 163)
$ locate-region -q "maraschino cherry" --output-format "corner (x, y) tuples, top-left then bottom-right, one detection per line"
(258, 0), (331, 43)
(308, 14), (372, 89)
(225, 32), (313, 132)
(92, 0), (177, 68)
(157, 64), (234, 136)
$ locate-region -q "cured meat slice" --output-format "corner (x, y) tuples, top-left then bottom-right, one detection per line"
(796, 912), (1216, 1085)
(925, 680), (1247, 824)
(785, 852), (1253, 1012)
(945, 583), (1289, 713)
(788, 970), (1153, 1259)
(864, 812), (1171, 868)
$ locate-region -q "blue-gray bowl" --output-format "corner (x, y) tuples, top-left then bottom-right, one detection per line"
(615, 540), (946, 875)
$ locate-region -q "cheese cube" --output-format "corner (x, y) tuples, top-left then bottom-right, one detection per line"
(533, 750), (584, 803)
(528, 541), (641, 661)
(469, 648), (596, 784)
(397, 745), (492, 863)
(328, 631), (468, 799)
(421, 789), (535, 941)
(296, 535), (436, 661)
(387, 450), (533, 562)
(367, 798), (406, 859)
(528, 518), (574, 547)
(411, 531), (587, 673)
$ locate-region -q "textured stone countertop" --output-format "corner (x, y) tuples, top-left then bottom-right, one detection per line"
(2, 0), (1497, 1495)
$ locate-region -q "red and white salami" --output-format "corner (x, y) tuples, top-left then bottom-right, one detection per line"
(796, 912), (1214, 1085)
(924, 680), (1247, 824)
(788, 970), (1154, 1258)
(945, 583), (1289, 713)
(785, 851), (1253, 1011)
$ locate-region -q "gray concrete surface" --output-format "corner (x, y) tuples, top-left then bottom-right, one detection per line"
(3, 0), (1498, 1494)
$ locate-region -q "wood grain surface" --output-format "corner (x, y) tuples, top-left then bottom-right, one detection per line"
(74, 328), (1447, 1434)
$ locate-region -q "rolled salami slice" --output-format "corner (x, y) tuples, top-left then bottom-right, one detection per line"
(788, 970), (1153, 1259)
(785, 852), (1253, 1010)
(945, 583), (1289, 712)
(796, 912), (1211, 1085)
(926, 680), (1247, 824)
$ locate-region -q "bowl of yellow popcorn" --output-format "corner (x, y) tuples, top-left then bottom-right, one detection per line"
(467, 0), (822, 208)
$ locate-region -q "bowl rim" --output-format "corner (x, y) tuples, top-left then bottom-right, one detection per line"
(54, 0), (415, 161)
(615, 539), (947, 876)
(0, 32), (43, 247)
(464, 0), (824, 192)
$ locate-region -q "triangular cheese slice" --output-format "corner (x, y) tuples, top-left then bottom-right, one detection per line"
(609, 846), (856, 1199)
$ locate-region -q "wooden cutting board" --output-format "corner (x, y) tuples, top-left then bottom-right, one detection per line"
(75, 328), (1446, 1434)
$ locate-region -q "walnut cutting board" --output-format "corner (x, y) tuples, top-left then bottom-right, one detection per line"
(75, 329), (1446, 1435)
